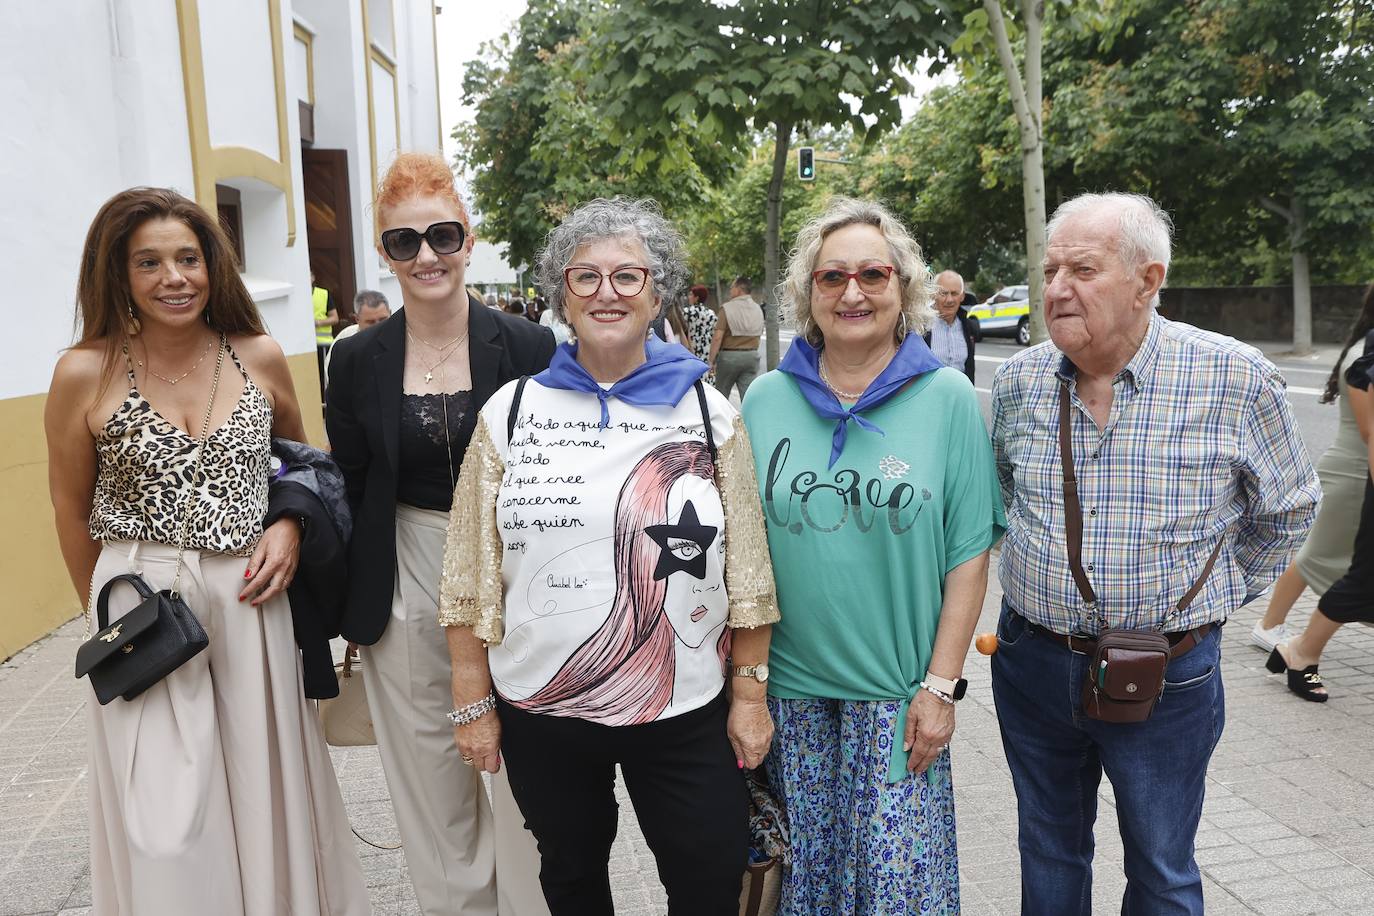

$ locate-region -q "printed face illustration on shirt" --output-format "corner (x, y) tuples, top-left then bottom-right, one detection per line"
(651, 476), (728, 649)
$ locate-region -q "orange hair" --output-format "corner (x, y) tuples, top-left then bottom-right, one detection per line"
(374, 152), (470, 235)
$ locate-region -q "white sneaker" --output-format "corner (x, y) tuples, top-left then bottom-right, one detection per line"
(1250, 621), (1289, 652)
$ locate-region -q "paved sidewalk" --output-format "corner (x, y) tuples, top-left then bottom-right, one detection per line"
(3, 578), (1372, 915)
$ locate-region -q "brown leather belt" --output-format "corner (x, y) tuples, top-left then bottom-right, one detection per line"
(1014, 611), (1217, 660)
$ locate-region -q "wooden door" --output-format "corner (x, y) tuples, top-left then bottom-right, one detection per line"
(303, 148), (357, 324)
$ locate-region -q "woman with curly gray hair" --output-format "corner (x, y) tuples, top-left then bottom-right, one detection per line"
(740, 197), (1004, 913)
(439, 197), (780, 913)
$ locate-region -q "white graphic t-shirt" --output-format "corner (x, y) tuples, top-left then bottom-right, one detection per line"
(474, 378), (739, 726)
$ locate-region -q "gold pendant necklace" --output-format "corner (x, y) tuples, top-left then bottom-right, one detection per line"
(407, 328), (469, 386)
(136, 338), (215, 386)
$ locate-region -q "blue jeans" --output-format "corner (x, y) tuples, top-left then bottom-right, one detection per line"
(990, 601), (1225, 916)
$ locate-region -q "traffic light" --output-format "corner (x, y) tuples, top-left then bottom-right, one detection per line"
(798, 147), (815, 181)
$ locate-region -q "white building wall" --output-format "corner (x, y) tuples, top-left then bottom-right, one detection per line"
(201, 1), (281, 156)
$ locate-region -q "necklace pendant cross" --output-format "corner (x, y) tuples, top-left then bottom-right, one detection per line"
(424, 371), (434, 384)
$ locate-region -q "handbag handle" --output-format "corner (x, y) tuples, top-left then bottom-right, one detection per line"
(93, 573), (159, 631)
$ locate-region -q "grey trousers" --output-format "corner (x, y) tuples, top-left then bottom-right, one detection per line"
(360, 504), (549, 916)
(714, 349), (760, 400)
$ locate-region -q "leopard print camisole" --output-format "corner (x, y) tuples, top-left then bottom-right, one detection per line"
(88, 341), (273, 557)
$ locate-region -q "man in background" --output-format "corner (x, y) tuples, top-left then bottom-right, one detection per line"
(325, 290), (390, 381)
(709, 275), (764, 399)
(924, 269), (977, 382)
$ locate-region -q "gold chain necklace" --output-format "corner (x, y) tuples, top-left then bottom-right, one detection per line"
(407, 327), (470, 385)
(136, 337), (215, 386)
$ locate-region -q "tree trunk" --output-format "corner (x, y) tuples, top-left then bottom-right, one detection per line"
(1290, 196), (1312, 356)
(764, 122), (792, 370)
(985, 0), (1048, 345)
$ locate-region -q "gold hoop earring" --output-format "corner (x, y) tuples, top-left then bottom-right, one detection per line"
(126, 304), (142, 336)
(897, 311), (909, 341)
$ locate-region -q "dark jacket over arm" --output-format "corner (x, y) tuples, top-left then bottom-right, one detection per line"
(325, 297), (557, 645)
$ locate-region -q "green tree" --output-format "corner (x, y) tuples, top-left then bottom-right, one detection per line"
(588, 0), (960, 368)
(458, 0), (738, 268)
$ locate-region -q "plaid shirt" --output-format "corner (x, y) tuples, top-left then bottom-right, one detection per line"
(992, 314), (1319, 635)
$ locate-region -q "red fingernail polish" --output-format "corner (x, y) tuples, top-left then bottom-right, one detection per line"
(737, 759), (744, 769)
(238, 596), (245, 602)
(244, 569), (252, 579)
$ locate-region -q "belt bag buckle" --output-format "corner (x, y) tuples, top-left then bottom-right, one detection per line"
(1081, 627), (1170, 723)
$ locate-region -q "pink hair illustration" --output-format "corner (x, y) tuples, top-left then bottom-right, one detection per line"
(515, 439), (729, 725)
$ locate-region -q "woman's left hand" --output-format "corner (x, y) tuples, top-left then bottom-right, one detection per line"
(240, 517), (302, 606)
(727, 696), (774, 771)
(904, 688), (955, 775)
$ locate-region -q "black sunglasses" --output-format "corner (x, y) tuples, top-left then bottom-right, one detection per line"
(380, 221), (467, 261)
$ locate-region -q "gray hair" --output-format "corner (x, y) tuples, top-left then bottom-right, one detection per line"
(354, 289), (389, 312)
(781, 196), (936, 346)
(1046, 192), (1173, 305)
(534, 197), (690, 323)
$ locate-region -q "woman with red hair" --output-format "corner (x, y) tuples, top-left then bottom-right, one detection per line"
(326, 152), (554, 916)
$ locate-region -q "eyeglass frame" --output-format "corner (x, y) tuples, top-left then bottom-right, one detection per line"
(379, 220), (468, 261)
(562, 265), (653, 299)
(810, 264), (897, 296)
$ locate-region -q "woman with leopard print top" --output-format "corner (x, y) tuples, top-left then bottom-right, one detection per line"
(46, 188), (368, 915)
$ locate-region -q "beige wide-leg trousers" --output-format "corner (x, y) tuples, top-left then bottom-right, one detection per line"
(87, 540), (370, 916)
(359, 504), (547, 916)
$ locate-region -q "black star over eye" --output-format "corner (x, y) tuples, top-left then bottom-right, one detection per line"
(644, 499), (719, 581)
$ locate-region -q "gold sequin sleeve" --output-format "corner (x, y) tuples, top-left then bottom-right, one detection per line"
(717, 414), (780, 628)
(438, 413), (507, 643)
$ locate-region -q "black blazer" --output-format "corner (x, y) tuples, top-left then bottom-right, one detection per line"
(325, 297), (557, 644)
(923, 308), (977, 383)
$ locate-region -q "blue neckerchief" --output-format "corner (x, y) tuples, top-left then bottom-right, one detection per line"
(778, 334), (944, 467)
(534, 335), (708, 428)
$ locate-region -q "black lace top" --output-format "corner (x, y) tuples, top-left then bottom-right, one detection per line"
(397, 391), (477, 510)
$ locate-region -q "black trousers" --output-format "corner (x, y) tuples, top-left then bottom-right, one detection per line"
(498, 690), (748, 916)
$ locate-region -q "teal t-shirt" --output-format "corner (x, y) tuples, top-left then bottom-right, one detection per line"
(741, 366), (1005, 781)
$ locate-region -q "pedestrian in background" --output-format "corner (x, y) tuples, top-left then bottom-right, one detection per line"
(991, 192), (1318, 915)
(325, 289), (390, 381)
(440, 197), (778, 915)
(1266, 285), (1374, 700)
(683, 283), (718, 380)
(923, 269), (977, 382)
(710, 275), (764, 399)
(743, 197), (1003, 914)
(1251, 284), (1374, 651)
(46, 187), (368, 915)
(326, 152), (554, 916)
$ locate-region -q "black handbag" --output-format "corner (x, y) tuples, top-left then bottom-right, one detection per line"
(75, 574), (209, 704)
(74, 336), (224, 704)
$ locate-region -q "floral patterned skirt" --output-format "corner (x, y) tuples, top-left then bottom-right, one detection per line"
(765, 697), (959, 916)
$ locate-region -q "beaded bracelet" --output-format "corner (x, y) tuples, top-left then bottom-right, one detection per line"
(919, 681), (956, 706)
(446, 692), (497, 727)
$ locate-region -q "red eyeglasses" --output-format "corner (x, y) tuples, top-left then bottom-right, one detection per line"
(811, 265), (896, 295)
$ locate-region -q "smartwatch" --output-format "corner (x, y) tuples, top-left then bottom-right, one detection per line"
(923, 672), (968, 701)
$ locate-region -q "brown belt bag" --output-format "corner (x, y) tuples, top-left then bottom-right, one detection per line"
(1055, 380), (1221, 724)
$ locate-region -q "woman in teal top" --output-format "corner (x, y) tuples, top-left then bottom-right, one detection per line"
(741, 197), (1004, 915)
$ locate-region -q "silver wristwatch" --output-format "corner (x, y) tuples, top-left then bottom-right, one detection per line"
(732, 663), (770, 684)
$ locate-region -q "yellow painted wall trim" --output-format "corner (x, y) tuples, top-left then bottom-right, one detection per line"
(293, 21), (315, 105)
(361, 0), (378, 238)
(175, 0), (298, 247)
(430, 1), (443, 150)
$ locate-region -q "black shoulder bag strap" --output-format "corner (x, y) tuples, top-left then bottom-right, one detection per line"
(507, 375), (530, 443)
(693, 379), (717, 466)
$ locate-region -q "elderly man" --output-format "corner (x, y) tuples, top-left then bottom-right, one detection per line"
(924, 269), (977, 381)
(990, 193), (1318, 915)
(325, 290), (390, 380)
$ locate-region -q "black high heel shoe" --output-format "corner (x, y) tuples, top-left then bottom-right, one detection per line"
(1265, 647), (1329, 703)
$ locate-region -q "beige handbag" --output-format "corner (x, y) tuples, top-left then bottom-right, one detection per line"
(319, 648), (376, 747)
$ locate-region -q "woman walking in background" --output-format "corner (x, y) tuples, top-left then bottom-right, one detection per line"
(46, 188), (368, 915)
(1251, 285), (1374, 651)
(326, 152), (554, 916)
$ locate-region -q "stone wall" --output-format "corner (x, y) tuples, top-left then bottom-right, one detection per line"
(1157, 285), (1367, 344)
